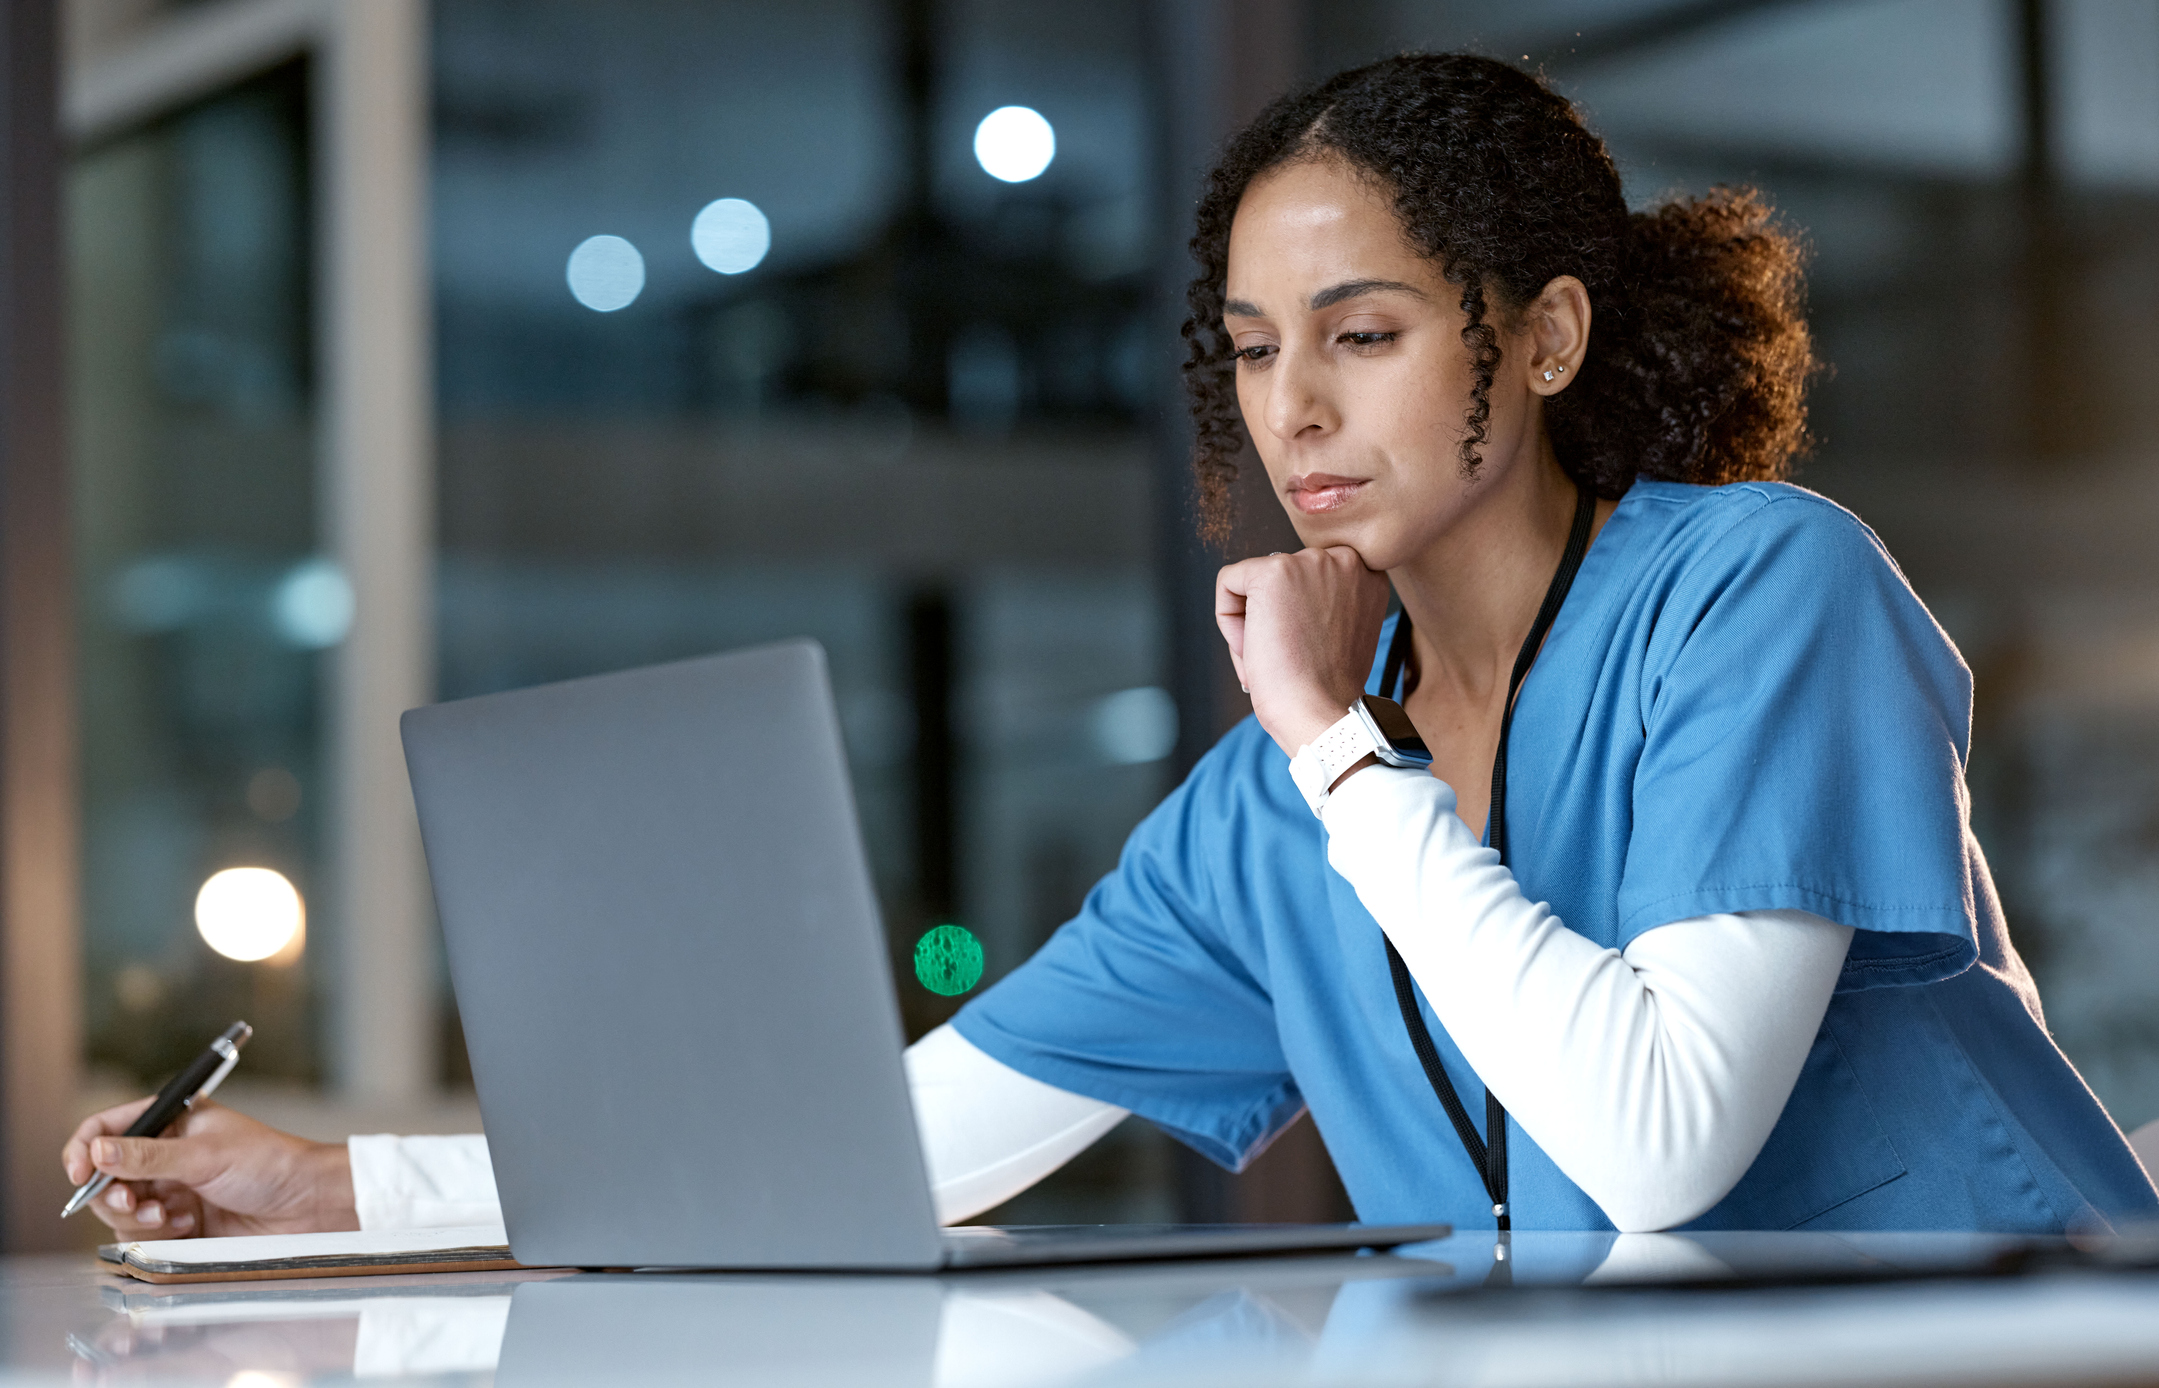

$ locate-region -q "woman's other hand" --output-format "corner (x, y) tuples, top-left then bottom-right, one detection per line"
(1216, 547), (1392, 755)
(61, 1097), (358, 1239)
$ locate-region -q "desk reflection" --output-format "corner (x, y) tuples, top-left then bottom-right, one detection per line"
(72, 1231), (2106, 1386)
(77, 1250), (1453, 1384)
(493, 1252), (1455, 1388)
(79, 1278), (524, 1381)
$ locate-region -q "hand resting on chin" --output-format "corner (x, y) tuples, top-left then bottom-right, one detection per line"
(1215, 545), (1393, 756)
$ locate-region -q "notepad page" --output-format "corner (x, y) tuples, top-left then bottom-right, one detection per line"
(123, 1223), (509, 1267)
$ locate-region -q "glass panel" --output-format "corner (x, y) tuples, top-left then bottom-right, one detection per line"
(68, 62), (324, 1084)
(431, 0), (1175, 1216)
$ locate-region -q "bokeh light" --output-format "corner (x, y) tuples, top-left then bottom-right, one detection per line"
(566, 234), (646, 311)
(973, 106), (1055, 183)
(195, 867), (304, 964)
(914, 923), (985, 996)
(271, 557), (354, 649)
(691, 198), (772, 274)
(1090, 686), (1178, 765)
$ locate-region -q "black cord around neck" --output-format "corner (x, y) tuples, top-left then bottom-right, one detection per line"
(1380, 479), (1597, 1231)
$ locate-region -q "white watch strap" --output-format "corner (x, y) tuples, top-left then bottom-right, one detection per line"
(1289, 707), (1377, 817)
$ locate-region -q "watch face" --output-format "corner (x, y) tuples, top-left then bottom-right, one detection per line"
(1359, 697), (1431, 763)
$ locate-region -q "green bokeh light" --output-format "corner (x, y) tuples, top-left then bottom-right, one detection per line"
(914, 924), (985, 996)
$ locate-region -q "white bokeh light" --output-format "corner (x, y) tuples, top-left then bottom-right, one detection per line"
(566, 234), (646, 311)
(195, 867), (305, 963)
(271, 557), (354, 649)
(692, 198), (772, 274)
(973, 106), (1055, 183)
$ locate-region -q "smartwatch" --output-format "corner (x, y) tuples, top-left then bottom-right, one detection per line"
(1288, 696), (1432, 817)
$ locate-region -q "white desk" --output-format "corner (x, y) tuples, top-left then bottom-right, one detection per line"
(25, 1231), (2159, 1385)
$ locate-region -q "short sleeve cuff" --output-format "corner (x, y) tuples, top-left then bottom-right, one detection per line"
(1617, 887), (1976, 991)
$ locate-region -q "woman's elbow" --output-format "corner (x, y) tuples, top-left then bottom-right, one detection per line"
(1583, 1152), (1755, 1233)
(1595, 1185), (1719, 1233)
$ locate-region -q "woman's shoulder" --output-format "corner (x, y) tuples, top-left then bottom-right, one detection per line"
(1627, 477), (1880, 543)
(1618, 478), (1902, 591)
(1611, 479), (1961, 691)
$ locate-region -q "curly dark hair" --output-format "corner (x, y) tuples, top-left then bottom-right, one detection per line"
(1181, 53), (1819, 542)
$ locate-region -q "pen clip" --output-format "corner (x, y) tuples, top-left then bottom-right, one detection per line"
(185, 1038), (243, 1108)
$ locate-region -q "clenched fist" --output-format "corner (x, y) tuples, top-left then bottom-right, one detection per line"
(1216, 546), (1393, 756)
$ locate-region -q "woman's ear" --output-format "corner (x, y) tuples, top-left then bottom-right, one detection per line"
(1524, 275), (1590, 396)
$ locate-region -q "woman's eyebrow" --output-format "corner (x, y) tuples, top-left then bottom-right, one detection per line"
(1308, 278), (1427, 310)
(1222, 278), (1425, 320)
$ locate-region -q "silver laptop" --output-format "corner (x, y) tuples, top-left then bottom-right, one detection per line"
(400, 639), (1448, 1270)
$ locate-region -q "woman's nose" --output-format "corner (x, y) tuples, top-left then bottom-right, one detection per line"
(1263, 349), (1336, 442)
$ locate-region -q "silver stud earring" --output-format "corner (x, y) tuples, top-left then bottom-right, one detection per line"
(1557, 365), (1567, 374)
(1542, 370), (1555, 382)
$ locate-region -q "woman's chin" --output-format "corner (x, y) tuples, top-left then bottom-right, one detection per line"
(1287, 516), (1400, 570)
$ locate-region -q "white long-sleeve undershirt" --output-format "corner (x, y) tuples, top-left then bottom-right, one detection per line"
(348, 1030), (1122, 1232)
(352, 770), (1850, 1235)
(903, 1023), (1129, 1221)
(1321, 764), (1852, 1231)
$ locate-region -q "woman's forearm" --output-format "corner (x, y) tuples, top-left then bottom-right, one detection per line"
(1323, 766), (1852, 1232)
(904, 1024), (1127, 1223)
(348, 1028), (1124, 1231)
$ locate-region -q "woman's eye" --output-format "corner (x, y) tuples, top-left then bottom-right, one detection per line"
(1339, 331), (1397, 348)
(1234, 344), (1276, 364)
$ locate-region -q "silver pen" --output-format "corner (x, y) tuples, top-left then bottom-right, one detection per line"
(62, 1021), (252, 1219)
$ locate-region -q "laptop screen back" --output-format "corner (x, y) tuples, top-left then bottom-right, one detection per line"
(401, 640), (943, 1269)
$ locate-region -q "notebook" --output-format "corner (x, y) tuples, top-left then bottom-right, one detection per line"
(99, 1224), (527, 1284)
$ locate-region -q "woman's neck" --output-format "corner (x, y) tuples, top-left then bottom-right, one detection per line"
(1388, 446), (1588, 707)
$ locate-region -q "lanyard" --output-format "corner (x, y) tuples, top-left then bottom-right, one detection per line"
(1377, 480), (1596, 1232)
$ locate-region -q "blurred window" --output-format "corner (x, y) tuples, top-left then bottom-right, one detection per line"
(68, 60), (325, 1085)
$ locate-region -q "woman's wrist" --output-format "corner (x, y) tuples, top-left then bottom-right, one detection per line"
(1272, 692), (1361, 757)
(301, 1139), (360, 1232)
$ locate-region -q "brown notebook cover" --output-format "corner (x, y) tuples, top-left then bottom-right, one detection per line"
(100, 1225), (530, 1285)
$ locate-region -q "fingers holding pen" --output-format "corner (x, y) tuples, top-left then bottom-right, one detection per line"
(61, 1096), (155, 1186)
(95, 1180), (199, 1238)
(102, 1179), (158, 1226)
(88, 1130), (225, 1191)
(84, 1131), (219, 1238)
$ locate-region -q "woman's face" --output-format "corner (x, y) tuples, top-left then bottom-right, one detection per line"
(1223, 156), (1556, 570)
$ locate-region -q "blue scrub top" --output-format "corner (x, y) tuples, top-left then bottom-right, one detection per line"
(954, 480), (2159, 1232)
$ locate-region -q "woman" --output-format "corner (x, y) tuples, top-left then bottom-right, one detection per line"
(66, 54), (2157, 1239)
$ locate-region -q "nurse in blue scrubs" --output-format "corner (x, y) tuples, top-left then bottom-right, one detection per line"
(59, 52), (2159, 1241)
(951, 53), (2159, 1233)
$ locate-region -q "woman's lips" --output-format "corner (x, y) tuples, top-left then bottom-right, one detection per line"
(1286, 474), (1369, 514)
